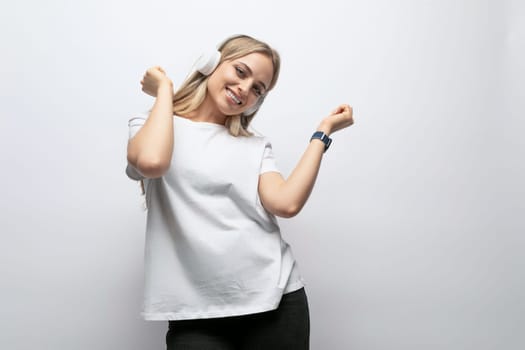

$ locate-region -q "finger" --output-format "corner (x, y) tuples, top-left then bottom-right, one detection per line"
(334, 104), (349, 114)
(334, 109), (352, 121)
(331, 106), (343, 115)
(337, 105), (352, 118)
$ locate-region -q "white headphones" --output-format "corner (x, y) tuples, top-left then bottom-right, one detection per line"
(194, 50), (221, 76)
(193, 50), (264, 116)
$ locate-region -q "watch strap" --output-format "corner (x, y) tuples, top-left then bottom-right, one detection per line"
(310, 131), (332, 152)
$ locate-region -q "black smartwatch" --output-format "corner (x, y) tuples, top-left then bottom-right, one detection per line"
(310, 131), (332, 153)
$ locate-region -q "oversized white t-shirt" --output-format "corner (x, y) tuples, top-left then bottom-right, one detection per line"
(126, 114), (305, 321)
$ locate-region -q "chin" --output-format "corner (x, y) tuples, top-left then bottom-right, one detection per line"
(219, 102), (241, 116)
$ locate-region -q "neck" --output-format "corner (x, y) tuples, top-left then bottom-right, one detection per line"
(185, 96), (227, 125)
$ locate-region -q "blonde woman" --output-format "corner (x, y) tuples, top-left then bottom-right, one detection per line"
(126, 34), (354, 349)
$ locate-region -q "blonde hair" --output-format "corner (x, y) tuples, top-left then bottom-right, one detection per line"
(173, 34), (281, 137)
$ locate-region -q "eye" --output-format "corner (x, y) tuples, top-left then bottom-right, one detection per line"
(253, 85), (262, 97)
(235, 66), (245, 77)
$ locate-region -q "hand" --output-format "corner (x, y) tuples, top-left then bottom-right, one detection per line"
(140, 66), (173, 97)
(318, 104), (354, 135)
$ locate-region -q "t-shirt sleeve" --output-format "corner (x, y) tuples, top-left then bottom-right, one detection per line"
(259, 140), (281, 175)
(125, 115), (147, 181)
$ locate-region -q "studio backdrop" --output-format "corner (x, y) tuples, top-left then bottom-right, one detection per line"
(1, 0), (523, 349)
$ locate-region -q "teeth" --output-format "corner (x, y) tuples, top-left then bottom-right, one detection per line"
(227, 89), (242, 105)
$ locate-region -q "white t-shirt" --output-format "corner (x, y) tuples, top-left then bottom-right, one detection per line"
(126, 114), (305, 321)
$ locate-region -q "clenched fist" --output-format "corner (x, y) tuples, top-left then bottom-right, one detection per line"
(318, 104), (354, 135)
(141, 66), (173, 97)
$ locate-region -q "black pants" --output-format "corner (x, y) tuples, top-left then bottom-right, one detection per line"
(166, 287), (310, 349)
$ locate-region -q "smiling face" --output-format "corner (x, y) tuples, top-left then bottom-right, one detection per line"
(206, 52), (274, 117)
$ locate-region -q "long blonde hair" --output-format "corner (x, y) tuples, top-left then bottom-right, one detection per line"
(139, 34), (280, 196)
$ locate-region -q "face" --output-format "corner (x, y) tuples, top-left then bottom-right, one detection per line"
(207, 52), (274, 116)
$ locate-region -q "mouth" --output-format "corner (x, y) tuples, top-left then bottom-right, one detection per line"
(226, 88), (242, 105)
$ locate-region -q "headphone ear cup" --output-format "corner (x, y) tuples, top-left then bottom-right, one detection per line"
(194, 50), (221, 75)
(243, 96), (265, 116)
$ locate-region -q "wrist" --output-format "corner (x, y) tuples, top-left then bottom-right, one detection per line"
(310, 131), (332, 153)
(158, 80), (173, 92)
(316, 122), (332, 136)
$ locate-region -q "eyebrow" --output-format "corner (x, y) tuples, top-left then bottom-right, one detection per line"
(239, 61), (268, 92)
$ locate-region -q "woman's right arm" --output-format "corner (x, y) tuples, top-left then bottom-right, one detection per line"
(127, 67), (174, 178)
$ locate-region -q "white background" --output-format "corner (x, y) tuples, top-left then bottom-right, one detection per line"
(1, 0), (524, 349)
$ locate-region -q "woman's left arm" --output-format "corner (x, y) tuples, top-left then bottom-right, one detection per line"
(258, 104), (354, 218)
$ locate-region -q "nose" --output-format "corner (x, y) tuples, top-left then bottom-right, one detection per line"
(237, 79), (253, 100)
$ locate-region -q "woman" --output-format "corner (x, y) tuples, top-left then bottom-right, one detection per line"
(126, 34), (354, 349)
